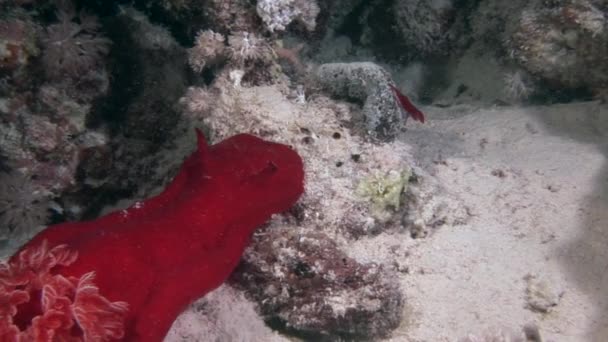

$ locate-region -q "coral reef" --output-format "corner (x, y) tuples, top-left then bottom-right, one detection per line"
(506, 0), (608, 90)
(41, 2), (111, 80)
(0, 0), (112, 235)
(187, 28), (278, 84)
(180, 69), (458, 238)
(187, 29), (226, 72)
(467, 0), (529, 47)
(201, 0), (260, 33)
(314, 0), (459, 61)
(467, 0), (608, 93)
(0, 17), (38, 71)
(83, 6), (189, 207)
(391, 0), (456, 56)
(0, 171), (49, 250)
(0, 83), (110, 221)
(256, 0), (321, 32)
(233, 228), (403, 339)
(177, 72), (466, 337)
(227, 31), (274, 65)
(3, 0), (595, 340)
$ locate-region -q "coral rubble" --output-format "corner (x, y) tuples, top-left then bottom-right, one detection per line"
(233, 229), (403, 339)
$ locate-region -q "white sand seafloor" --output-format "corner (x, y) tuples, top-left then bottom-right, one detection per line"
(384, 101), (608, 341)
(167, 100), (608, 342)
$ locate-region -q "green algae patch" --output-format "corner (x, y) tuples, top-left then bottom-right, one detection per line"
(356, 169), (411, 222)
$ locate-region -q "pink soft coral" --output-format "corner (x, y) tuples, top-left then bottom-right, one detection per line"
(0, 241), (128, 341)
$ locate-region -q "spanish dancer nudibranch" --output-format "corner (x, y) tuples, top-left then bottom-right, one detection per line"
(0, 130), (305, 341)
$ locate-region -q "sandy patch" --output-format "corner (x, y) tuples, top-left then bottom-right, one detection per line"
(382, 101), (608, 341)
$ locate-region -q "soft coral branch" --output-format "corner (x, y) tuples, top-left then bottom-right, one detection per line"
(42, 2), (111, 80)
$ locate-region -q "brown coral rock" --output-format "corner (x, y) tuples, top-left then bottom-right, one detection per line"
(232, 228), (404, 340)
(507, 1), (608, 90)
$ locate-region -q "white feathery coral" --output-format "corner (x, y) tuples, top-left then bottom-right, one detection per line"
(0, 171), (49, 244)
(42, 3), (111, 79)
(503, 70), (534, 102)
(180, 87), (214, 117)
(227, 31), (272, 64)
(187, 29), (226, 72)
(256, 0), (320, 32)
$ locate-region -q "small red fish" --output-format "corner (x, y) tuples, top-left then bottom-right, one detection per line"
(389, 84), (425, 123)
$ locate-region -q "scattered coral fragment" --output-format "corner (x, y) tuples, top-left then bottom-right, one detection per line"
(524, 274), (563, 313)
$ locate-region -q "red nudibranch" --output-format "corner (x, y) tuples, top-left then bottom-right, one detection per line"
(0, 130), (305, 341)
